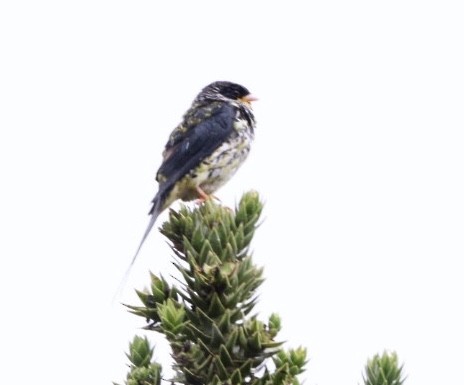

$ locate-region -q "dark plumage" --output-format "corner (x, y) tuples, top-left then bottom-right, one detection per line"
(130, 81), (257, 268)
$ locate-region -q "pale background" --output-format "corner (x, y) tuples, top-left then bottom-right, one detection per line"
(1, 1), (463, 384)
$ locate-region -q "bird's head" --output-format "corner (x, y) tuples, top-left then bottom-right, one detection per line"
(197, 81), (258, 106)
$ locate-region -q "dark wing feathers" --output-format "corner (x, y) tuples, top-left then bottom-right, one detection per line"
(156, 103), (236, 189)
(162, 101), (224, 156)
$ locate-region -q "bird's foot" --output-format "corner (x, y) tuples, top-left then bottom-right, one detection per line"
(194, 187), (221, 204)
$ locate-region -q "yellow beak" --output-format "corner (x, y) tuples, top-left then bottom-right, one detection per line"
(240, 94), (258, 104)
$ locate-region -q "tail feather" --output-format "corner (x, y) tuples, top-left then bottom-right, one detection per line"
(113, 195), (164, 302)
(130, 197), (163, 268)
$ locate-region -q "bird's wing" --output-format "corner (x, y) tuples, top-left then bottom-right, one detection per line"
(156, 102), (236, 190)
(161, 100), (224, 158)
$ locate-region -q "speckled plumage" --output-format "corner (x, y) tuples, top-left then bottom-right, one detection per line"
(130, 81), (256, 267)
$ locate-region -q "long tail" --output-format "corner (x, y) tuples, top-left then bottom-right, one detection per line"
(113, 195), (164, 302)
(129, 196), (163, 268)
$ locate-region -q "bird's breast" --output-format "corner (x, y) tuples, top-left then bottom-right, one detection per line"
(180, 122), (254, 199)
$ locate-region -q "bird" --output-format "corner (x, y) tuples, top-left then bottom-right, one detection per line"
(127, 81), (257, 273)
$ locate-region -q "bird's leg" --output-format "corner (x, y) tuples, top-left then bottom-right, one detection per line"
(194, 186), (221, 204)
(196, 186), (209, 202)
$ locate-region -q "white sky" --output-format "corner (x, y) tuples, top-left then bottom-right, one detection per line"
(1, 1), (463, 384)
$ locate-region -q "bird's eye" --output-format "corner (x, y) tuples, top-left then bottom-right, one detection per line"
(220, 87), (244, 100)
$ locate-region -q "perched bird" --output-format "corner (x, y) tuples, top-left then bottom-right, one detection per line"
(129, 81), (257, 269)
